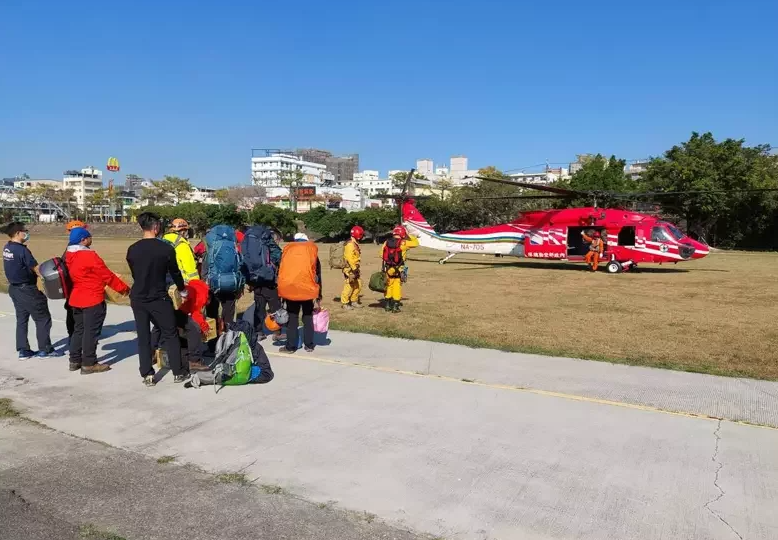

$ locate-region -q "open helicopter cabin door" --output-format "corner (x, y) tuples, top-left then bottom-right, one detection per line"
(566, 227), (607, 260)
(523, 227), (567, 261)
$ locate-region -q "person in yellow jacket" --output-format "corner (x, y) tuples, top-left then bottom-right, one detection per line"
(341, 225), (365, 310)
(163, 219), (200, 283)
(380, 225), (419, 313)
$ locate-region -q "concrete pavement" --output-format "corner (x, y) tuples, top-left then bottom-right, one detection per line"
(1, 294), (778, 539)
(0, 419), (425, 540)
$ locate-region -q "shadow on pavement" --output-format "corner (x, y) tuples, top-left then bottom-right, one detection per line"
(100, 339), (138, 366)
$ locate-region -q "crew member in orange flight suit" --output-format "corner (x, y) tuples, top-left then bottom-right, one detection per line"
(582, 230), (604, 271)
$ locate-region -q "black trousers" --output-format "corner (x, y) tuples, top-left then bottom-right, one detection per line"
(151, 311), (205, 364)
(253, 286), (282, 334)
(65, 301), (75, 337)
(285, 300), (314, 351)
(205, 292), (237, 324)
(70, 302), (107, 367)
(9, 283), (53, 353)
(131, 297), (184, 377)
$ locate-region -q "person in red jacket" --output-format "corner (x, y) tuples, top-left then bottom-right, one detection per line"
(65, 228), (130, 375)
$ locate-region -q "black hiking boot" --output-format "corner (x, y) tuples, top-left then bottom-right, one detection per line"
(384, 300), (393, 313)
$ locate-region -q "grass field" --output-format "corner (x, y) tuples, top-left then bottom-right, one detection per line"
(4, 235), (778, 380)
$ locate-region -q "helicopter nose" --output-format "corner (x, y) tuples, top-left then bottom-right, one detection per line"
(690, 240), (709, 259)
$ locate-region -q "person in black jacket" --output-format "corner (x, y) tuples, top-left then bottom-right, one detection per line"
(2, 222), (62, 359)
(126, 212), (189, 386)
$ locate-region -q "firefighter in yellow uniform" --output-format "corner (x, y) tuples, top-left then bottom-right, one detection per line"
(163, 219), (200, 283)
(380, 225), (419, 313)
(341, 225), (365, 309)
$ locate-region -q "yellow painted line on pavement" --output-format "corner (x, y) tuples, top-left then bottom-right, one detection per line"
(268, 351), (778, 431)
(0, 306), (772, 431)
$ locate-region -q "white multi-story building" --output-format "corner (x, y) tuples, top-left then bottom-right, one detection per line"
(626, 159), (650, 181)
(63, 167), (103, 209)
(251, 153), (331, 187)
(435, 166), (449, 177)
(189, 186), (219, 204)
(509, 167), (570, 186)
(416, 158), (434, 178)
(350, 170), (380, 186)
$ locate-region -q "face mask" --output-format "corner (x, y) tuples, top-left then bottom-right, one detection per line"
(22, 232), (30, 243)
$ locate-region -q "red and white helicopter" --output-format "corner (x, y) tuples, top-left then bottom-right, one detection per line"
(398, 174), (719, 273)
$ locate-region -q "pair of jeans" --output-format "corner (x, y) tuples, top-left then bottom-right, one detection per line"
(253, 286), (282, 334)
(70, 302), (107, 367)
(9, 283), (53, 352)
(131, 297), (185, 377)
(284, 300), (314, 351)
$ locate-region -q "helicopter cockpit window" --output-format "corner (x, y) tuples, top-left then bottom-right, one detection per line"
(664, 223), (685, 241)
(651, 226), (674, 243)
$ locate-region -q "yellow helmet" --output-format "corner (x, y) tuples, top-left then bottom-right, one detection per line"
(170, 218), (190, 232)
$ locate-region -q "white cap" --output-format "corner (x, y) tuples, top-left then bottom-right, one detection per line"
(294, 233), (309, 241)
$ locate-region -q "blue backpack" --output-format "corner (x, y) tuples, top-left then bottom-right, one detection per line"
(241, 225), (281, 285)
(204, 225), (245, 294)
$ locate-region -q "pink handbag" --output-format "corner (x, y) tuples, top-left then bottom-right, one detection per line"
(313, 307), (330, 334)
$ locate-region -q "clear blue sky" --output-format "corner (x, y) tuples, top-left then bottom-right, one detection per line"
(1, 0), (776, 186)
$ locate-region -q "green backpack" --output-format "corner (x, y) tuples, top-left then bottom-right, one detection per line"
(368, 271), (387, 293)
(213, 330), (253, 389)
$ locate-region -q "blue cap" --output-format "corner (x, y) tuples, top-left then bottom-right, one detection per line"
(68, 227), (92, 245)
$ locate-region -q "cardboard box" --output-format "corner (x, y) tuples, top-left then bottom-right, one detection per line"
(205, 318), (218, 341)
(168, 285), (183, 310)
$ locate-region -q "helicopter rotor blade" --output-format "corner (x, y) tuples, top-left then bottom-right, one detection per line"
(464, 176), (588, 196)
(624, 188), (778, 198)
(462, 195), (573, 201)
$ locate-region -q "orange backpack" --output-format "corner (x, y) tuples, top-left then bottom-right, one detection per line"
(277, 242), (320, 301)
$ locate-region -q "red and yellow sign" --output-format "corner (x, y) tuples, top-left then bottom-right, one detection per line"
(106, 157), (120, 172)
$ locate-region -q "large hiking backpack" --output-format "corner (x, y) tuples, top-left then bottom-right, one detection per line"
(38, 257), (71, 300)
(241, 226), (279, 284)
(329, 241), (346, 270)
(382, 237), (404, 269)
(211, 320), (274, 392)
(277, 241), (320, 301)
(204, 225), (245, 294)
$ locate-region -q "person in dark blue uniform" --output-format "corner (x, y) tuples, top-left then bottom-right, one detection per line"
(2, 222), (62, 359)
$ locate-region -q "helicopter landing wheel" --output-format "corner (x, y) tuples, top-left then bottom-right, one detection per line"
(606, 261), (623, 274)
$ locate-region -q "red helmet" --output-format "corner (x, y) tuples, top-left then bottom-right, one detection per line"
(350, 225), (365, 240)
(392, 225), (407, 238)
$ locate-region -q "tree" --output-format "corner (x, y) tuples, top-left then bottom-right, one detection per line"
(434, 176), (455, 199)
(161, 176), (194, 204)
(140, 176), (194, 206)
(86, 189), (108, 221)
(278, 169), (305, 212)
(554, 154), (635, 207)
(246, 204), (298, 238)
(641, 132), (778, 247)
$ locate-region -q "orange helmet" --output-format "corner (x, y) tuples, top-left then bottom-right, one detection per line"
(65, 220), (87, 231)
(170, 218), (190, 232)
(350, 225), (365, 240)
(265, 315), (281, 333)
(392, 225), (407, 238)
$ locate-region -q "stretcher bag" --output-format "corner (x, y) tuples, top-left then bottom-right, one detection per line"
(38, 257), (71, 300)
(368, 271), (387, 293)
